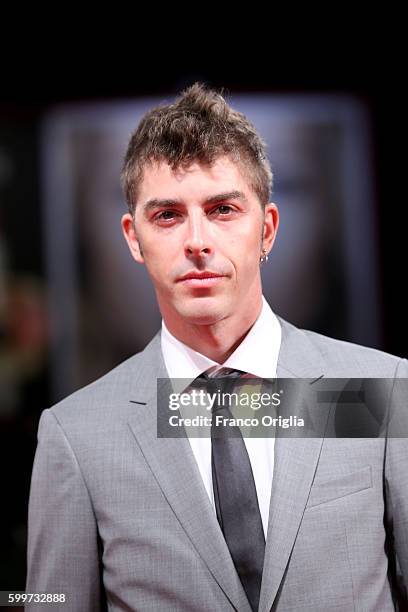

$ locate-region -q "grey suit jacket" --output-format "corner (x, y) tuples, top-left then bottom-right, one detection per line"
(26, 318), (408, 611)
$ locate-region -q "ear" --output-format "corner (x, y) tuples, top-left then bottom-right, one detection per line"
(121, 213), (145, 264)
(262, 203), (279, 255)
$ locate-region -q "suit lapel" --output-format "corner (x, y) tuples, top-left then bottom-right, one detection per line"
(259, 319), (329, 612)
(127, 334), (252, 612)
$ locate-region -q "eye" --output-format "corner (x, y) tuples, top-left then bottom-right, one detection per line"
(212, 204), (234, 216)
(155, 210), (180, 221)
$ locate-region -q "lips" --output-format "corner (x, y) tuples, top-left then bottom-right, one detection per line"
(177, 271), (226, 288)
(178, 271), (223, 281)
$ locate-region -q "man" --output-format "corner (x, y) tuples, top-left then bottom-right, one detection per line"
(26, 83), (408, 611)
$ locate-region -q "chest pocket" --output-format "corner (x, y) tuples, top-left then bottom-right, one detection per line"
(306, 464), (373, 509)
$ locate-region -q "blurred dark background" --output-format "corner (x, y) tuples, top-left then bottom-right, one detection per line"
(0, 51), (406, 594)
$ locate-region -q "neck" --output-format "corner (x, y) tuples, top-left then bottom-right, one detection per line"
(163, 295), (263, 363)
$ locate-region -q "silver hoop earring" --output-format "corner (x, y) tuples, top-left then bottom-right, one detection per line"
(260, 248), (269, 264)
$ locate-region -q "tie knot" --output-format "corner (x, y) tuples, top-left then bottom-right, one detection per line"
(194, 367), (244, 396)
(201, 367), (244, 380)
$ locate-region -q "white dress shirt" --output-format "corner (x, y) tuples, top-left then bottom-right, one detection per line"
(160, 296), (282, 537)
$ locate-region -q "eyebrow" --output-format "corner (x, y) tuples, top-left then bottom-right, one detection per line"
(142, 191), (247, 215)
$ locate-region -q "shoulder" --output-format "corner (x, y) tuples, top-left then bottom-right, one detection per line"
(278, 317), (407, 378)
(45, 332), (162, 428)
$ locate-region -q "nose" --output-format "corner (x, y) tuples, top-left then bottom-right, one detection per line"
(183, 212), (212, 259)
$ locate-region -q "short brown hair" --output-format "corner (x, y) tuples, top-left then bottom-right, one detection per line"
(121, 83), (273, 215)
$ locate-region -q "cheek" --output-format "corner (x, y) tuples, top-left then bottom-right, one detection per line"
(225, 228), (261, 262)
(143, 234), (174, 263)
(228, 251), (261, 285)
(143, 252), (169, 283)
(145, 248), (180, 291)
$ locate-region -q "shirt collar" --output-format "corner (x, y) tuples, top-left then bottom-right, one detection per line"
(161, 296), (281, 388)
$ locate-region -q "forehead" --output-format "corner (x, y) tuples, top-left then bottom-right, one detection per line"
(137, 156), (253, 203)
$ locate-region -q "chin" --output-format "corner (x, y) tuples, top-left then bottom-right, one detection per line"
(177, 298), (228, 326)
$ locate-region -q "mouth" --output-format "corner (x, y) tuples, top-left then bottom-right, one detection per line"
(177, 271), (226, 289)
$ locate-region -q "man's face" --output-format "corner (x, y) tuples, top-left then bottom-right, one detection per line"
(122, 156), (278, 330)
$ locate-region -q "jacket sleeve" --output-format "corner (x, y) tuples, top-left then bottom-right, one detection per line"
(384, 358), (408, 608)
(26, 409), (105, 611)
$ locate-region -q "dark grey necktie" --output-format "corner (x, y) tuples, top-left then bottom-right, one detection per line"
(200, 368), (266, 612)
